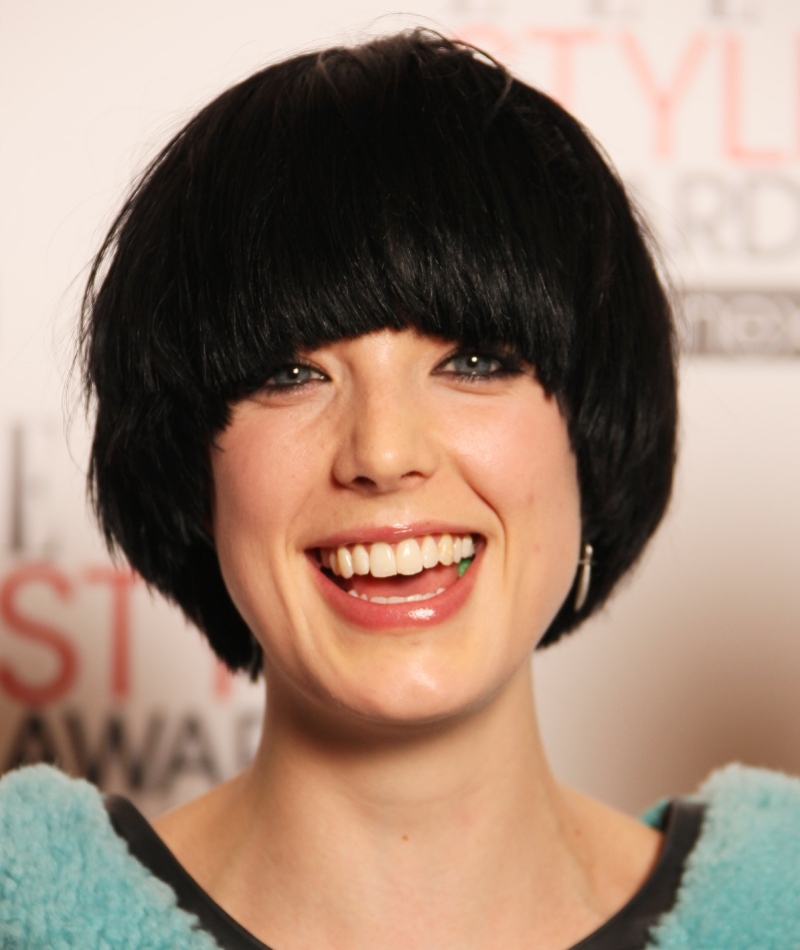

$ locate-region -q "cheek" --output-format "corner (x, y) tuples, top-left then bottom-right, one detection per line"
(209, 410), (337, 649)
(452, 395), (581, 640)
(446, 394), (580, 536)
(210, 413), (329, 611)
(212, 434), (274, 547)
(212, 413), (319, 537)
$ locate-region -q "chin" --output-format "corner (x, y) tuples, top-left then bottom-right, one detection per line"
(301, 653), (510, 733)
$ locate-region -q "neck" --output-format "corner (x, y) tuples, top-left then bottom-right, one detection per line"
(256, 659), (556, 823)
(156, 662), (661, 950)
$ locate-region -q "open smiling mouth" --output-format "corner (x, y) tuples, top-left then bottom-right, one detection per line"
(314, 534), (478, 605)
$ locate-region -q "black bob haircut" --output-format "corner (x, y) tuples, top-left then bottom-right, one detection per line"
(80, 29), (677, 675)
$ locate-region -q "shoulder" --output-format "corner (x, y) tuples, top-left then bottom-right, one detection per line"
(647, 764), (800, 949)
(0, 764), (219, 950)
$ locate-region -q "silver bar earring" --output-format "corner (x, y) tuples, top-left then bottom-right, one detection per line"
(574, 543), (593, 612)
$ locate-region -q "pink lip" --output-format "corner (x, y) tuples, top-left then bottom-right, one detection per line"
(309, 544), (482, 631)
(309, 523), (480, 549)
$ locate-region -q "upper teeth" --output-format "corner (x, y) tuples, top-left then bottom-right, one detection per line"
(321, 534), (475, 579)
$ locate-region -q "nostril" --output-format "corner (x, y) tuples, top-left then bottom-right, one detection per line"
(347, 471), (425, 492)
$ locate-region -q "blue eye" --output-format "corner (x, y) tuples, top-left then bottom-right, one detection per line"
(437, 352), (521, 379)
(448, 354), (501, 375)
(264, 364), (325, 388)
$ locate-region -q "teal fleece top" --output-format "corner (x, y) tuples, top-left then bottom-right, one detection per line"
(0, 763), (799, 949)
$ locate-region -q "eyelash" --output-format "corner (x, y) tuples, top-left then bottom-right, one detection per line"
(434, 349), (524, 381)
(262, 363), (327, 390)
(262, 349), (524, 390)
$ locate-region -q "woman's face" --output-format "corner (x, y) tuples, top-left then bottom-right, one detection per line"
(211, 329), (581, 726)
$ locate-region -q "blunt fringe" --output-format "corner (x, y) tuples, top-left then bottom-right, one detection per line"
(80, 30), (678, 673)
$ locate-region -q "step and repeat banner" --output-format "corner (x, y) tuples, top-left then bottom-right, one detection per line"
(1, 0), (798, 816)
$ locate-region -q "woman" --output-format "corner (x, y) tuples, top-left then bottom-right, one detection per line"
(1, 29), (798, 950)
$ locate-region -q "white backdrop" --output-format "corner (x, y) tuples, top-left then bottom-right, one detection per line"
(1, 0), (798, 818)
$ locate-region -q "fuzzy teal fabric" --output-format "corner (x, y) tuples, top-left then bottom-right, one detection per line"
(0, 764), (218, 949)
(1, 762), (799, 948)
(643, 763), (800, 949)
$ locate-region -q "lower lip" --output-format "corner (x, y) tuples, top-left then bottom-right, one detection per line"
(309, 548), (482, 631)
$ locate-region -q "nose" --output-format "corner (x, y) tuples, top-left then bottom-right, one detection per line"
(331, 347), (438, 495)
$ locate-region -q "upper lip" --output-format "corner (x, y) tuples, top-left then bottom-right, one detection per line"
(308, 522), (482, 549)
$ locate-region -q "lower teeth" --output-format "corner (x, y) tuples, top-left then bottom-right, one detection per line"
(348, 587), (446, 604)
(339, 556), (475, 605)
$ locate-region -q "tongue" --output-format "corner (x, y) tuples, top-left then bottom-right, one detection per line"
(344, 562), (460, 599)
